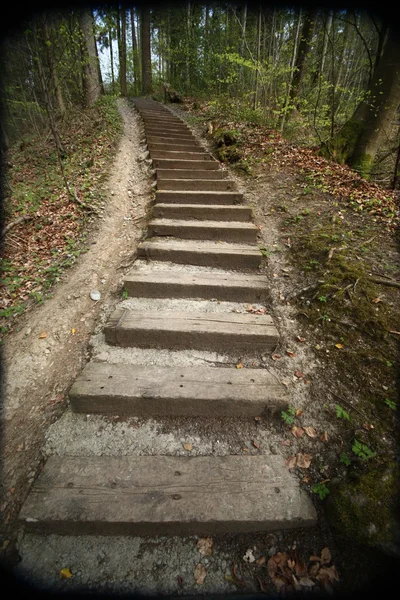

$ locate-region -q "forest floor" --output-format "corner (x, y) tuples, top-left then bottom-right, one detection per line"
(1, 96), (400, 595)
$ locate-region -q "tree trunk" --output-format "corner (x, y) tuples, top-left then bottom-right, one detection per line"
(131, 7), (140, 93)
(327, 29), (400, 178)
(287, 8), (317, 114)
(279, 7), (302, 131)
(141, 6), (152, 94)
(253, 6), (262, 110)
(120, 8), (127, 96)
(320, 10), (333, 76)
(109, 27), (115, 92)
(80, 10), (102, 107)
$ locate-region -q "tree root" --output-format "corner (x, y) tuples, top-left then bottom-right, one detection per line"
(1, 215), (33, 238)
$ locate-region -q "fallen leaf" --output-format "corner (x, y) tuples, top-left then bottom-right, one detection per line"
(304, 426), (318, 438)
(285, 456), (297, 469)
(288, 559), (296, 570)
(309, 555), (322, 563)
(197, 537), (213, 557)
(254, 416), (262, 422)
(301, 475), (311, 484)
(316, 565), (339, 583)
(280, 439), (291, 446)
(183, 443), (193, 451)
(295, 408), (303, 417)
(177, 575), (183, 587)
(296, 453), (312, 469)
(252, 440), (260, 449)
(299, 576), (315, 588)
(242, 447), (249, 452)
(286, 350), (296, 357)
(8, 488), (15, 494)
(328, 247), (336, 261)
(60, 568), (73, 579)
(291, 426), (304, 438)
(39, 332), (48, 339)
(71, 328), (76, 334)
(279, 291), (285, 301)
(363, 423), (374, 431)
(320, 431), (329, 442)
(372, 297), (383, 304)
(335, 343), (343, 349)
(256, 555), (266, 566)
(271, 354), (281, 360)
(16, 444), (24, 452)
(309, 563), (320, 578)
(236, 363), (243, 369)
(296, 336), (306, 342)
(295, 370), (305, 379)
(230, 561), (246, 589)
(320, 547), (331, 566)
(194, 563), (207, 585)
(243, 549), (256, 563)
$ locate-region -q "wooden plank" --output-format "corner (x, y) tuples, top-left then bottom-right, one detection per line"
(123, 268), (268, 301)
(104, 309), (278, 352)
(19, 455), (317, 535)
(152, 203), (251, 221)
(155, 191), (243, 204)
(69, 363), (287, 416)
(148, 219), (258, 243)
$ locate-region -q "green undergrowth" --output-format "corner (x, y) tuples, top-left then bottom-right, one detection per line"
(0, 96), (122, 339)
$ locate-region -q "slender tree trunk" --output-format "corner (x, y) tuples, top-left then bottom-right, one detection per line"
(253, 6), (262, 110)
(43, 20), (66, 117)
(320, 10), (333, 76)
(279, 7), (302, 131)
(240, 3), (247, 92)
(131, 7), (140, 93)
(109, 28), (115, 92)
(80, 10), (102, 106)
(374, 21), (388, 70)
(392, 129), (400, 189)
(120, 8), (127, 96)
(141, 6), (152, 94)
(287, 8), (317, 115)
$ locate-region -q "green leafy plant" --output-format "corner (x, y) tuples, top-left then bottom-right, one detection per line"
(339, 452), (351, 466)
(281, 405), (296, 425)
(335, 404), (350, 421)
(318, 295), (327, 303)
(385, 398), (397, 411)
(312, 483), (330, 500)
(121, 288), (129, 300)
(352, 439), (376, 461)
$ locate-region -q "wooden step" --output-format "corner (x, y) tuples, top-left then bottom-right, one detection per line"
(69, 363), (287, 417)
(156, 169), (224, 180)
(148, 219), (258, 243)
(152, 203), (251, 221)
(19, 455), (317, 536)
(151, 151), (212, 160)
(138, 240), (261, 268)
(124, 267), (267, 301)
(157, 179), (236, 191)
(145, 126), (191, 136)
(104, 309), (278, 353)
(153, 159), (219, 170)
(147, 142), (203, 152)
(146, 134), (197, 144)
(155, 190), (243, 204)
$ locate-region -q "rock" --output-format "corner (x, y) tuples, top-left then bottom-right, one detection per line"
(326, 463), (400, 557)
(90, 290), (101, 301)
(270, 444), (279, 455)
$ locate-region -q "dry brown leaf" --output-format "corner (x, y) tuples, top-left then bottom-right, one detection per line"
(295, 408), (303, 417)
(363, 423), (374, 431)
(328, 247), (336, 261)
(320, 431), (329, 442)
(299, 576), (315, 588)
(285, 456), (297, 469)
(197, 537), (213, 557)
(295, 370), (305, 378)
(280, 439), (291, 446)
(242, 447), (249, 453)
(301, 475), (311, 484)
(39, 332), (48, 339)
(304, 426), (318, 438)
(286, 350), (296, 357)
(296, 336), (306, 342)
(309, 555), (322, 563)
(335, 343), (343, 349)
(271, 354), (281, 360)
(279, 291), (285, 301)
(296, 453), (312, 469)
(252, 440), (260, 449)
(372, 297), (383, 303)
(59, 568), (73, 579)
(256, 555), (266, 566)
(320, 547), (331, 566)
(183, 443), (193, 451)
(294, 559), (307, 578)
(308, 563), (320, 578)
(316, 565), (339, 583)
(291, 426), (304, 439)
(194, 563), (207, 585)
(236, 362), (243, 369)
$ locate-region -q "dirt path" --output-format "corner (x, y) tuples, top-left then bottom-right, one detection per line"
(0, 99), (153, 562)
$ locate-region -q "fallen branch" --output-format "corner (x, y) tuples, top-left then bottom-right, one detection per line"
(1, 215), (33, 238)
(370, 277), (400, 289)
(287, 280), (325, 300)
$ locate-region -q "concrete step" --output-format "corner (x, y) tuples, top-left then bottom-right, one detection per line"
(19, 454), (317, 536)
(138, 239), (261, 268)
(150, 151), (212, 161)
(157, 179), (236, 191)
(124, 267), (267, 301)
(148, 219), (258, 243)
(157, 169), (224, 180)
(154, 159), (219, 171)
(69, 363), (287, 417)
(104, 308), (278, 352)
(147, 142), (203, 152)
(155, 190), (243, 204)
(153, 204), (252, 221)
